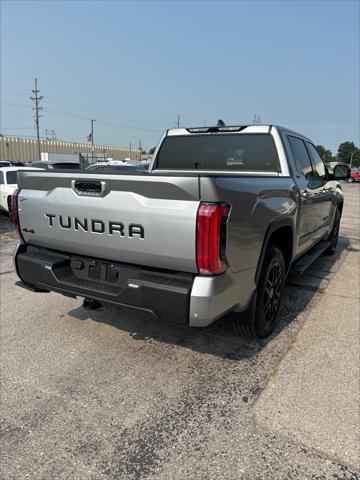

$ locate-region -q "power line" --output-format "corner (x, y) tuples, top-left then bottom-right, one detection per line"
(2, 99), (163, 134)
(2, 83), (170, 128)
(30, 78), (43, 159)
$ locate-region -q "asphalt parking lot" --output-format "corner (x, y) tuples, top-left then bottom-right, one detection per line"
(1, 182), (359, 480)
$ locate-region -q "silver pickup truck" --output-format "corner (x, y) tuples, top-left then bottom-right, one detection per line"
(12, 125), (350, 337)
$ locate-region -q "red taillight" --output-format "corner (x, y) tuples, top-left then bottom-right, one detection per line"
(196, 202), (230, 274)
(12, 189), (23, 241)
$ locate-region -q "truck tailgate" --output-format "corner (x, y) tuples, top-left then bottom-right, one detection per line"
(17, 172), (200, 273)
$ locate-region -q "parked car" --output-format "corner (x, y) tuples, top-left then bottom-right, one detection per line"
(29, 161), (81, 170)
(0, 161), (12, 167)
(0, 166), (44, 219)
(348, 169), (360, 182)
(13, 125), (350, 338)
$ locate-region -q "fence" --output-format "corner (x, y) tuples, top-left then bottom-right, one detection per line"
(0, 136), (141, 164)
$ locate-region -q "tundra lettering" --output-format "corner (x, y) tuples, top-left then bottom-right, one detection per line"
(109, 221), (124, 236)
(74, 217), (88, 231)
(128, 224), (145, 239)
(91, 220), (105, 234)
(44, 213), (144, 238)
(44, 213), (55, 226)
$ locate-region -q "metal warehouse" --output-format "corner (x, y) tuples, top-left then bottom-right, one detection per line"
(0, 136), (141, 163)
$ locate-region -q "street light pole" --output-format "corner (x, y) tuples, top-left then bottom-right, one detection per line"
(350, 152), (354, 169)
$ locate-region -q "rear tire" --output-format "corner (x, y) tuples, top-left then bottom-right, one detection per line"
(325, 209), (340, 255)
(233, 246), (286, 338)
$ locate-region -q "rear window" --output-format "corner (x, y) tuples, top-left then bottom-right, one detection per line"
(156, 134), (279, 171)
(53, 163), (81, 169)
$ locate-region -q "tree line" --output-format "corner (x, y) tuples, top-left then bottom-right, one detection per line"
(316, 141), (360, 168)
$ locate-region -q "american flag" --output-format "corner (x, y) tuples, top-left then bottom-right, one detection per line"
(86, 132), (92, 142)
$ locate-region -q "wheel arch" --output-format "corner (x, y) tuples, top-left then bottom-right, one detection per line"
(255, 218), (294, 284)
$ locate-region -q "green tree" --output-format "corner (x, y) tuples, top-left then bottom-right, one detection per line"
(337, 141), (360, 167)
(148, 146), (156, 155)
(316, 145), (334, 165)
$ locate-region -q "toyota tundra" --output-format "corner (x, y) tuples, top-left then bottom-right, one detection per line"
(12, 125), (350, 337)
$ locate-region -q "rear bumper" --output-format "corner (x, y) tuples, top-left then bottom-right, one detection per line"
(14, 244), (256, 327)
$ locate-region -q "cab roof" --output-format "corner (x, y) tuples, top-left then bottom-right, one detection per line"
(166, 124), (312, 142)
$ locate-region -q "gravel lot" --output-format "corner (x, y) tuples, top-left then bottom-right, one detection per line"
(1, 182), (359, 480)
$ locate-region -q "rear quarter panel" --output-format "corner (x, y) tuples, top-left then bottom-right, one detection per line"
(200, 176), (298, 273)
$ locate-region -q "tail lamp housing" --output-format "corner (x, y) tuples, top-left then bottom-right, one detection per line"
(196, 202), (230, 274)
(12, 189), (24, 242)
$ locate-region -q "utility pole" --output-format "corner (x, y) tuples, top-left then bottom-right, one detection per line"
(139, 139), (142, 160)
(30, 78), (43, 160)
(177, 115), (180, 128)
(129, 142), (132, 160)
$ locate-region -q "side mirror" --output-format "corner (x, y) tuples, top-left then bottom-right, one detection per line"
(333, 164), (351, 180)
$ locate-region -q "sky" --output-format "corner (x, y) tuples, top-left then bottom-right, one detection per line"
(1, 0), (359, 152)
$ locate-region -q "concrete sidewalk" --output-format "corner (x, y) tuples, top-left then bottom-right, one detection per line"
(255, 244), (360, 470)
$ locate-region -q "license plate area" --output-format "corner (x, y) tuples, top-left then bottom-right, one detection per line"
(70, 256), (142, 286)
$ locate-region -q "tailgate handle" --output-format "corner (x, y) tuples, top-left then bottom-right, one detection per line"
(72, 180), (107, 197)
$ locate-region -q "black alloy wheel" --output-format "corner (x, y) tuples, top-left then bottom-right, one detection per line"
(254, 246), (286, 338)
(262, 260), (283, 331)
(233, 245), (286, 338)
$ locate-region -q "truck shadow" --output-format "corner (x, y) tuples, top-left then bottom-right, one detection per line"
(68, 236), (354, 360)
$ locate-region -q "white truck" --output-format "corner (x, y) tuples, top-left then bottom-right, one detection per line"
(0, 167), (43, 218)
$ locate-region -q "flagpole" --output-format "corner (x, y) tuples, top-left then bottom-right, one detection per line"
(91, 119), (95, 162)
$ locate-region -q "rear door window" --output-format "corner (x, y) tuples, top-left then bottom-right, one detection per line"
(287, 136), (314, 178)
(156, 134), (280, 171)
(306, 142), (326, 179)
